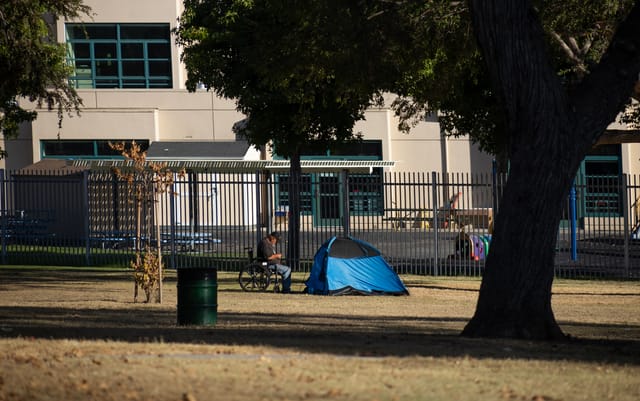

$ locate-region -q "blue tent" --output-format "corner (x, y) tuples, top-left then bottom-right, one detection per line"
(305, 236), (409, 295)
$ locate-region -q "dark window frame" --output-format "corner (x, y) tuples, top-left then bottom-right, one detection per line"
(41, 140), (150, 159)
(579, 145), (623, 217)
(66, 23), (172, 89)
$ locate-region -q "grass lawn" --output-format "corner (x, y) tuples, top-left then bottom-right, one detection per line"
(0, 267), (638, 401)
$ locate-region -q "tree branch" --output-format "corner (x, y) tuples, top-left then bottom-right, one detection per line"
(571, 2), (640, 143)
(567, 36), (581, 55)
(550, 31), (581, 64)
(469, 0), (564, 136)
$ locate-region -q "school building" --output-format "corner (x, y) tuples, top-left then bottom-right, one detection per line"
(4, 0), (640, 228)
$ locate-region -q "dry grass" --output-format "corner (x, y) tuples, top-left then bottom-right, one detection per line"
(0, 267), (639, 401)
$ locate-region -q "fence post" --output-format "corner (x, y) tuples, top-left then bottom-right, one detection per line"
(169, 180), (177, 269)
(622, 175), (630, 277)
(83, 170), (91, 266)
(432, 171), (439, 276)
(341, 169), (350, 237)
(255, 170), (262, 238)
(492, 159), (499, 217)
(0, 169), (6, 265)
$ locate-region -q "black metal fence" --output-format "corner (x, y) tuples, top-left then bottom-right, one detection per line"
(1, 167), (638, 279)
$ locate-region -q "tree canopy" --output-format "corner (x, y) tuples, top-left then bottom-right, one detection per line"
(390, 0), (637, 162)
(0, 0), (90, 157)
(176, 0), (409, 158)
(176, 0), (414, 267)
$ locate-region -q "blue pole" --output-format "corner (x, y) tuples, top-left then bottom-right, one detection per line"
(569, 182), (577, 261)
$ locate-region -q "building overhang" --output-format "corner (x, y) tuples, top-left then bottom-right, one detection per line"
(145, 141), (256, 160)
(72, 159), (395, 173)
(595, 129), (640, 145)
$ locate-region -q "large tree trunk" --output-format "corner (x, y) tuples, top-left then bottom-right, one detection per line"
(463, 1), (640, 340)
(462, 150), (573, 340)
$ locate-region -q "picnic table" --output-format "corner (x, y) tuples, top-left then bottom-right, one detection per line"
(1, 210), (55, 244)
(90, 230), (222, 252)
(161, 232), (222, 252)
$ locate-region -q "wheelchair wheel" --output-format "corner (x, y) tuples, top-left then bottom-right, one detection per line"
(239, 263), (270, 291)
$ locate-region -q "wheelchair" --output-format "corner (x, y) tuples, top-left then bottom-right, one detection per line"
(238, 247), (284, 292)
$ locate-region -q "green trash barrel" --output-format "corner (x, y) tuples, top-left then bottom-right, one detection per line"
(177, 268), (218, 325)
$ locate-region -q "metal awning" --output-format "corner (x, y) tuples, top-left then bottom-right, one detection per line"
(595, 129), (640, 145)
(146, 141), (253, 160)
(72, 159), (395, 173)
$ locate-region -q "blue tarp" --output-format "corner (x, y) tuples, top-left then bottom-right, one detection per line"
(305, 236), (409, 296)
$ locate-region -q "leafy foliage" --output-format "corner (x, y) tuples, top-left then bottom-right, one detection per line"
(110, 141), (184, 303)
(130, 250), (161, 304)
(389, 0), (637, 161)
(176, 0), (408, 156)
(175, 0), (417, 267)
(0, 0), (91, 157)
(538, 0), (634, 78)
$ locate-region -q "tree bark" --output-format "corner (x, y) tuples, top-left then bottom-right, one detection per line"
(463, 1), (640, 340)
(462, 151), (571, 340)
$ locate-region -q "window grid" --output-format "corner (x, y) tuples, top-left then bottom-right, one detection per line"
(66, 23), (172, 89)
(275, 141), (384, 217)
(582, 156), (622, 217)
(41, 140), (150, 159)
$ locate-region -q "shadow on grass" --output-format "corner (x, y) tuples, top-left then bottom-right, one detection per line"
(1, 304), (639, 365)
(1, 267), (639, 365)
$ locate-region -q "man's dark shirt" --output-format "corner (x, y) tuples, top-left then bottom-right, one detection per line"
(257, 237), (279, 264)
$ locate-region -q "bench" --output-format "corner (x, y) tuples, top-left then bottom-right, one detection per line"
(454, 208), (493, 230)
(2, 210), (55, 244)
(274, 209), (289, 226)
(90, 230), (137, 249)
(161, 232), (222, 252)
(383, 209), (431, 230)
(382, 207), (494, 231)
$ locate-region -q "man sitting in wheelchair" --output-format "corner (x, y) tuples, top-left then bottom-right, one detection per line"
(257, 231), (292, 293)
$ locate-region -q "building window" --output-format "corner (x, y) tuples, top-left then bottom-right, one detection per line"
(66, 23), (172, 89)
(41, 140), (150, 159)
(348, 170), (383, 214)
(275, 141), (384, 217)
(275, 174), (313, 214)
(580, 145), (622, 216)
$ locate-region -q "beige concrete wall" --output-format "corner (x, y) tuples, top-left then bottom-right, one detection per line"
(1, 127), (34, 170)
(31, 109), (158, 161)
(356, 105), (448, 173)
(23, 87), (490, 173)
(390, 118), (444, 172)
(76, 90), (242, 141)
(90, 90), (212, 110)
(68, 0), (181, 23)
(157, 110), (214, 141)
(622, 143), (640, 175)
(23, 87), (245, 157)
(445, 137), (493, 175)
